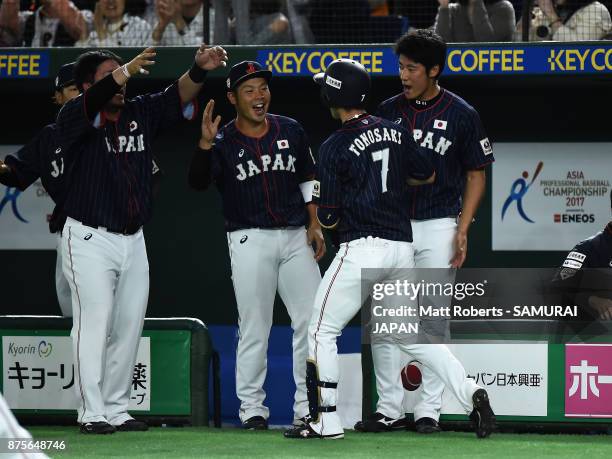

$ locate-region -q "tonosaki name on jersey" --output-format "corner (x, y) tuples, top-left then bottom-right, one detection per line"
(210, 114), (315, 231)
(314, 115), (433, 244)
(377, 89), (495, 220)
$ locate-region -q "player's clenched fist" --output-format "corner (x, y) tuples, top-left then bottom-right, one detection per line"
(194, 45), (228, 71)
(199, 99), (222, 150)
(126, 47), (157, 76)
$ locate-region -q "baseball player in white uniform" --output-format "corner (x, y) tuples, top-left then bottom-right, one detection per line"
(188, 61), (324, 429)
(284, 58), (495, 440)
(367, 29), (495, 434)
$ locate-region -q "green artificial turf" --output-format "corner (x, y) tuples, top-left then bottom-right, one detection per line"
(27, 426), (612, 459)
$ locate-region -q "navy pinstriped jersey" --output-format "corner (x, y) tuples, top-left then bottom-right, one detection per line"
(4, 124), (67, 205)
(377, 89), (494, 220)
(205, 114), (315, 231)
(314, 114), (434, 243)
(55, 83), (191, 230)
(3, 124), (70, 232)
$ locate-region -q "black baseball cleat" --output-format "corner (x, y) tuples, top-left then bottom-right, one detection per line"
(470, 389), (496, 438)
(79, 421), (116, 434)
(116, 419), (149, 431)
(354, 412), (408, 432)
(292, 416), (308, 427)
(415, 417), (442, 434)
(284, 423), (344, 439)
(242, 415), (268, 430)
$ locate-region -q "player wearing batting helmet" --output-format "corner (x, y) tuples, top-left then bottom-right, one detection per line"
(284, 58), (495, 440)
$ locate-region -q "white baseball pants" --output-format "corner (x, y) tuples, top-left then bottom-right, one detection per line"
(62, 217), (149, 425)
(373, 217), (457, 421)
(55, 233), (72, 317)
(227, 227), (321, 422)
(308, 235), (478, 436)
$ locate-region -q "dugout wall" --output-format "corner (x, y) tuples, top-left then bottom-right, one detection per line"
(0, 43), (611, 326)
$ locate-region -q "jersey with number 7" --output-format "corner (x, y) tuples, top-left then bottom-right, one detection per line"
(314, 114), (434, 244)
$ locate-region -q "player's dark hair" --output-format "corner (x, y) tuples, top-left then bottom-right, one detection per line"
(394, 29), (447, 79)
(74, 50), (124, 92)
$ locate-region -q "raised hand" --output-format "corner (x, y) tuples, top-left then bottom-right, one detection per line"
(156, 0), (178, 26)
(194, 45), (228, 71)
(126, 48), (157, 76)
(199, 99), (222, 149)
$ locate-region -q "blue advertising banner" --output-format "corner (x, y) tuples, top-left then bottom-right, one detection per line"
(0, 51), (50, 78)
(257, 44), (612, 76)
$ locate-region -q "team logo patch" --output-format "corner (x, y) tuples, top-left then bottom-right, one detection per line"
(240, 235), (248, 244)
(562, 259), (582, 269)
(394, 118), (402, 125)
(226, 77), (231, 89)
(325, 75), (342, 89)
(312, 181), (320, 198)
(152, 160), (160, 174)
(84, 233), (92, 241)
(277, 139), (289, 149)
(55, 147), (62, 154)
(480, 138), (493, 156)
(238, 149), (245, 157)
(361, 118), (369, 125)
(215, 131), (224, 140)
(567, 251), (586, 263)
(433, 119), (447, 130)
(129, 121), (138, 132)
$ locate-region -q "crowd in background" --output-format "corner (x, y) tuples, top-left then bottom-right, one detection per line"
(0, 0), (610, 47)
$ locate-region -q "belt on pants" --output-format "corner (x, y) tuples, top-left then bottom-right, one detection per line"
(81, 221), (141, 236)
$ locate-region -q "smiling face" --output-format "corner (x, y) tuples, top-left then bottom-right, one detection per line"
(228, 77), (271, 126)
(398, 54), (439, 101)
(99, 0), (125, 22)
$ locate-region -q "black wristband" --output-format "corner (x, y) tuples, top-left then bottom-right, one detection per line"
(189, 63), (208, 83)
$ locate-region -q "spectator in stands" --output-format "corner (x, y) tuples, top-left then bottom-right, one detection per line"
(515, 0), (612, 41)
(229, 0), (292, 44)
(0, 0), (92, 46)
(213, 0), (292, 44)
(434, 0), (516, 42)
(151, 0), (205, 45)
(309, 0), (370, 43)
(286, 0), (314, 43)
(389, 0), (438, 29)
(77, 0), (151, 46)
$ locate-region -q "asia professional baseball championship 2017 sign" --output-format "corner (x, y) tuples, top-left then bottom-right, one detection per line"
(492, 143), (612, 251)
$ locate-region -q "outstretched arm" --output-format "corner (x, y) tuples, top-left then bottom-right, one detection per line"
(178, 45), (228, 105)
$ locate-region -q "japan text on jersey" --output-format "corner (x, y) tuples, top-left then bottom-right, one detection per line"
(210, 114), (315, 231)
(377, 89), (495, 220)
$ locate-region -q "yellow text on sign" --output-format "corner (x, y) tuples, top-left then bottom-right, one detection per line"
(0, 54), (41, 76)
(265, 51), (384, 74)
(548, 48), (612, 71)
(446, 49), (525, 73)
